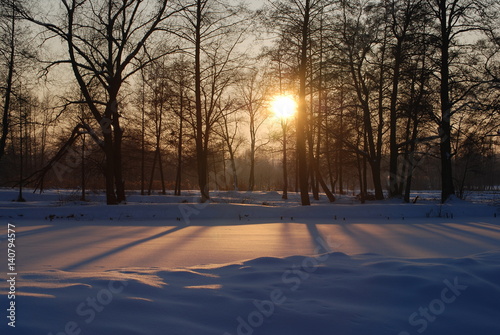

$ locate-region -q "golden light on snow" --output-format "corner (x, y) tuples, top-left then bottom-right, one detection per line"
(271, 95), (297, 120)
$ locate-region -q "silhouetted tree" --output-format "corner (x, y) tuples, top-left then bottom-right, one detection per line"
(18, 0), (177, 204)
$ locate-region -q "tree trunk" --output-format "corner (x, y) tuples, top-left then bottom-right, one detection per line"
(0, 7), (15, 161)
(229, 150), (238, 191)
(148, 148), (159, 195)
(309, 48), (318, 201)
(375, 33), (387, 200)
(282, 121), (288, 200)
(158, 145), (166, 195)
(112, 102), (126, 203)
(248, 142), (256, 191)
(195, 0), (209, 203)
(389, 38), (404, 198)
(438, 0), (455, 203)
(103, 133), (118, 205)
(140, 71), (146, 196)
(338, 119), (344, 194)
(316, 167), (336, 202)
(16, 105), (25, 202)
(399, 112), (413, 196)
(356, 153), (364, 202)
(114, 132), (125, 202)
(404, 115), (419, 203)
(81, 134), (86, 201)
(325, 121), (335, 192)
(248, 108), (256, 191)
(175, 89), (183, 196)
(297, 0), (311, 206)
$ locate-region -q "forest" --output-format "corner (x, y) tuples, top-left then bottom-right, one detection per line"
(0, 0), (499, 205)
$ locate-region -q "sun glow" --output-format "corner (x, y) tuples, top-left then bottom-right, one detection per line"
(271, 95), (297, 120)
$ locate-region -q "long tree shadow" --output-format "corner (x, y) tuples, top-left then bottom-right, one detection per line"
(0, 224), (76, 241)
(337, 222), (432, 256)
(427, 222), (500, 246)
(336, 223), (388, 254)
(461, 221), (500, 234)
(49, 227), (148, 255)
(62, 225), (186, 271)
(137, 226), (212, 265)
(306, 222), (332, 254)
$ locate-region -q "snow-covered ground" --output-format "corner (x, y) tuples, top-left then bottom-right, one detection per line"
(0, 189), (499, 334)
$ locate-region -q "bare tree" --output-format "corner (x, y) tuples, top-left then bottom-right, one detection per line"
(167, 57), (192, 196)
(295, 0), (313, 205)
(260, 43), (296, 199)
(0, 0), (32, 161)
(177, 0), (248, 202)
(144, 60), (171, 195)
(331, 0), (386, 200)
(0, 0), (16, 161)
(215, 102), (244, 191)
(268, 0), (333, 205)
(426, 0), (493, 202)
(237, 70), (269, 192)
(384, 0), (426, 197)
(18, 0), (178, 204)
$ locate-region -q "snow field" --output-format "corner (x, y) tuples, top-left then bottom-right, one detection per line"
(0, 189), (499, 334)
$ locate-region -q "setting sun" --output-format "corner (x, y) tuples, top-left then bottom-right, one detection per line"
(271, 95), (297, 120)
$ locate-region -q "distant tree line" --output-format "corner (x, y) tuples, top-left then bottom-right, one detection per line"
(0, 0), (499, 205)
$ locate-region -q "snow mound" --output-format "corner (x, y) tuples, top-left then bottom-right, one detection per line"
(2, 251), (499, 335)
